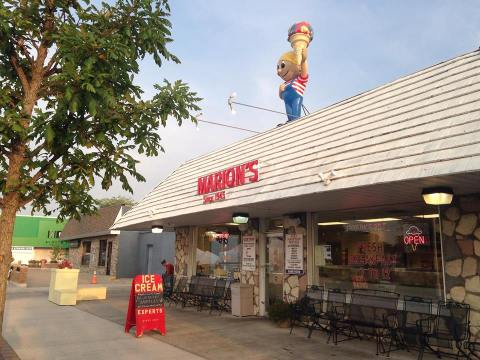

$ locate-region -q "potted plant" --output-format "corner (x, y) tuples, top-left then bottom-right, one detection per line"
(268, 300), (293, 328)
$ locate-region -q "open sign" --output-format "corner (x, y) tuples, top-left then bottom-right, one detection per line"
(403, 225), (428, 251)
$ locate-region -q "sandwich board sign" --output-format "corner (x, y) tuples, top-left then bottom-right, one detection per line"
(125, 274), (166, 337)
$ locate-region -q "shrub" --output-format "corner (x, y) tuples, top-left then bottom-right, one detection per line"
(268, 301), (293, 322)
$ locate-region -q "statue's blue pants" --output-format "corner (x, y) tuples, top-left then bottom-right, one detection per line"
(282, 83), (303, 122)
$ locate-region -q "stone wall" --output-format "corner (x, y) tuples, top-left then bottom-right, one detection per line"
(239, 223), (260, 315)
(443, 194), (480, 340)
(174, 227), (190, 277)
(67, 236), (119, 277)
(282, 216), (308, 302)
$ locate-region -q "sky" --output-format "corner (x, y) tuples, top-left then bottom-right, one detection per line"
(90, 0), (480, 203)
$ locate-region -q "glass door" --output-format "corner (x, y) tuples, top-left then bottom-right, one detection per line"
(266, 232), (284, 307)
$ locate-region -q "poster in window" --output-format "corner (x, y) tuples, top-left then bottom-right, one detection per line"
(242, 235), (256, 271)
(285, 234), (304, 275)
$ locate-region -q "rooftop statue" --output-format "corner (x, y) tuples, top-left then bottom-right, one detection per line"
(277, 21), (313, 122)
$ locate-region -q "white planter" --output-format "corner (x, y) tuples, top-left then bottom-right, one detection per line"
(48, 268), (80, 305)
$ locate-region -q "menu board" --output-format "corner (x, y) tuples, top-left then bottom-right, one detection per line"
(242, 235), (256, 271)
(285, 234), (304, 275)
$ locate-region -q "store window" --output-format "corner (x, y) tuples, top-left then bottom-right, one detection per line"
(81, 241), (91, 266)
(98, 240), (107, 266)
(196, 226), (241, 278)
(315, 215), (443, 299)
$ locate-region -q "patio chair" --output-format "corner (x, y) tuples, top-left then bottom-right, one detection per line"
(339, 289), (400, 355)
(207, 278), (228, 315)
(308, 288), (347, 342)
(385, 296), (433, 356)
(417, 301), (470, 360)
(169, 276), (188, 306)
(467, 337), (480, 359)
(180, 275), (200, 307)
(288, 285), (321, 335)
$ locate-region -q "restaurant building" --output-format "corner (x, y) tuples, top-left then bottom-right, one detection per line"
(113, 50), (480, 337)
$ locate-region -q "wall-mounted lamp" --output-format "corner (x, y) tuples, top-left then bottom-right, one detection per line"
(422, 187), (454, 205)
(151, 225), (164, 234)
(232, 212), (249, 224)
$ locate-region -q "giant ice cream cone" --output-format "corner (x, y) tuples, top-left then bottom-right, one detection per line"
(287, 21), (314, 65)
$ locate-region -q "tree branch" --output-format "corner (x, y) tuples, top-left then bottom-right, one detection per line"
(44, 52), (58, 74)
(29, 153), (63, 186)
(29, 142), (47, 159)
(10, 54), (30, 93)
(14, 38), (34, 65)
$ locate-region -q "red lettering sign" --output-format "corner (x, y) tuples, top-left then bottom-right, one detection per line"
(125, 274), (165, 337)
(197, 160), (259, 196)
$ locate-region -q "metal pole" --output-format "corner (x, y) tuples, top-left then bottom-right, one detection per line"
(437, 205), (448, 303)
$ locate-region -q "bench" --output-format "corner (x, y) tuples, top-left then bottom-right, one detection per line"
(77, 285), (107, 301)
(49, 289), (78, 305)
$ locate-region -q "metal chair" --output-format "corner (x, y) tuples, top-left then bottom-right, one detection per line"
(385, 296), (433, 356)
(417, 301), (470, 360)
(289, 285), (321, 335)
(308, 288), (347, 342)
(340, 289), (400, 355)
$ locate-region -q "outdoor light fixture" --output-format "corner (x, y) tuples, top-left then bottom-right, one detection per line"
(414, 214), (440, 219)
(357, 217), (400, 223)
(151, 225), (164, 234)
(317, 222), (348, 226)
(232, 212), (249, 224)
(421, 187), (454, 303)
(422, 187), (454, 205)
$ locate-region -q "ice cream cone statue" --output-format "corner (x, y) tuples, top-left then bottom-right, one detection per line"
(288, 21), (314, 66)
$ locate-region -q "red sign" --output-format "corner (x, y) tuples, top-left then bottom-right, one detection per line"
(125, 274), (166, 337)
(403, 225), (429, 251)
(197, 160), (259, 204)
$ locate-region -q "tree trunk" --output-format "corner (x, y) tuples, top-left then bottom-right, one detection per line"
(0, 149), (24, 334)
(0, 196), (19, 334)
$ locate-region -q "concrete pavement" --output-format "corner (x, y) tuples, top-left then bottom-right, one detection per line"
(4, 284), (439, 360)
(3, 287), (204, 360)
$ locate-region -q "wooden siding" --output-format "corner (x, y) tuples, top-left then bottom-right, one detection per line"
(114, 50), (480, 228)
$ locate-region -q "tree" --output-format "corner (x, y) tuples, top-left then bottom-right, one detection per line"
(0, 0), (200, 332)
(97, 195), (136, 208)
(47, 238), (68, 263)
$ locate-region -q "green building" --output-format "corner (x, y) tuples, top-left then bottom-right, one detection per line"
(12, 215), (67, 264)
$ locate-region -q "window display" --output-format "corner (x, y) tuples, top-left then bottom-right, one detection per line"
(196, 226), (241, 278)
(315, 216), (443, 299)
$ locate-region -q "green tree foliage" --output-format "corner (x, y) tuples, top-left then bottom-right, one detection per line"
(97, 195), (136, 208)
(0, 0), (201, 331)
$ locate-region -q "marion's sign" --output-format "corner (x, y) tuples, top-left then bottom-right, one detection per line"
(197, 160), (259, 204)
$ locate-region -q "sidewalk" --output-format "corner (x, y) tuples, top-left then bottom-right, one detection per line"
(3, 287), (204, 360)
(4, 285), (439, 360)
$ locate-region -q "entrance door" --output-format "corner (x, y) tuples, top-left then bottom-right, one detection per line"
(266, 232), (284, 307)
(146, 244), (154, 274)
(106, 241), (113, 276)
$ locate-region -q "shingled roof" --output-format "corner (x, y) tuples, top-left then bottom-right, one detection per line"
(61, 205), (129, 240)
(114, 49), (480, 230)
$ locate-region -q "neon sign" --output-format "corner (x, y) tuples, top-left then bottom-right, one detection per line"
(205, 231), (230, 244)
(403, 225), (427, 251)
